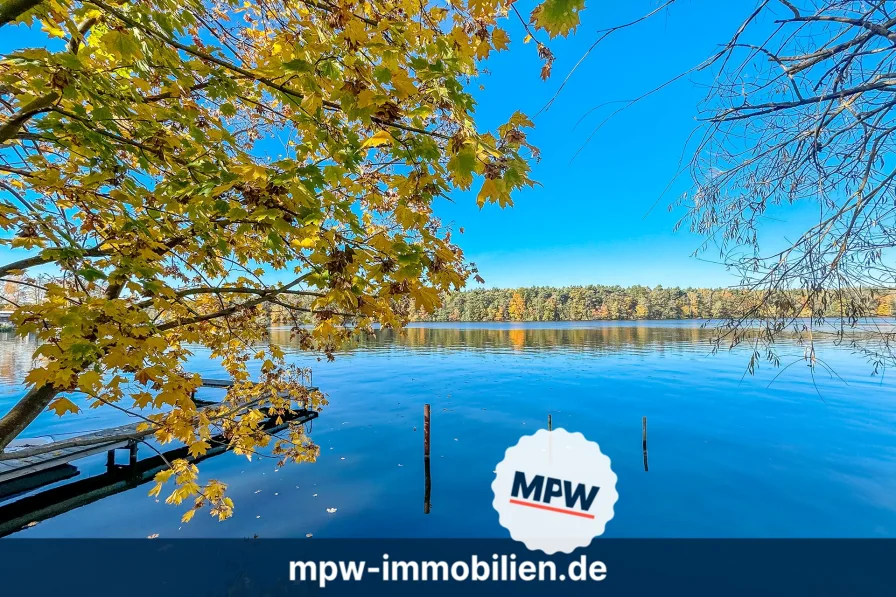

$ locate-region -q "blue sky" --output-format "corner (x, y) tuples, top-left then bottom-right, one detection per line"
(0, 1), (814, 289)
(440, 0), (805, 289)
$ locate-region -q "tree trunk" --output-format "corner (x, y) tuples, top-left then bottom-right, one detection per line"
(0, 383), (60, 453)
(0, 277), (128, 453)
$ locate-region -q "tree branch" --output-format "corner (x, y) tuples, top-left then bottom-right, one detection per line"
(0, 0), (43, 27)
(87, 0), (450, 141)
(0, 91), (59, 145)
(0, 244), (111, 277)
(134, 286), (323, 309)
(0, 15), (96, 143)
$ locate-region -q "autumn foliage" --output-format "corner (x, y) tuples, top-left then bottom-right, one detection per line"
(0, 0), (586, 520)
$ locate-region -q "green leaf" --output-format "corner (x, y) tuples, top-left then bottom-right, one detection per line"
(448, 145), (477, 190)
(477, 177), (510, 207)
(508, 111), (535, 129)
(101, 30), (142, 60)
(79, 267), (107, 282)
(531, 0), (586, 38)
(281, 59), (310, 72)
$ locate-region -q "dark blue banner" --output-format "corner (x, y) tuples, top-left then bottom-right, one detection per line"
(0, 539), (891, 596)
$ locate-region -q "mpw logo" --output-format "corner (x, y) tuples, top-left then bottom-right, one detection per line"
(510, 471), (600, 519)
(492, 429), (618, 554)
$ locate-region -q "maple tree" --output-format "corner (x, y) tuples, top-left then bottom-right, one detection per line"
(0, 0), (587, 520)
(508, 291), (525, 320)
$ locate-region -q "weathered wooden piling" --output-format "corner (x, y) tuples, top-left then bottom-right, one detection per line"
(642, 416), (648, 472)
(423, 403), (431, 514)
(423, 404), (431, 459)
(548, 414), (552, 431)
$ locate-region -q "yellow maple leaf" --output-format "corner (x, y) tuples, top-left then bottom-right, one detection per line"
(24, 367), (50, 387)
(188, 440), (211, 458)
(78, 370), (102, 390)
(492, 28), (510, 51)
(47, 397), (80, 417)
(409, 285), (441, 312)
(343, 20), (366, 45)
(475, 40), (490, 60)
(356, 89), (377, 108)
(477, 178), (498, 207)
(361, 130), (394, 149)
(391, 70), (417, 98)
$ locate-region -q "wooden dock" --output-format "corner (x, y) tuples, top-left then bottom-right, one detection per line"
(0, 424), (143, 485)
(0, 414), (315, 536)
(0, 377), (319, 487)
(197, 378), (235, 388)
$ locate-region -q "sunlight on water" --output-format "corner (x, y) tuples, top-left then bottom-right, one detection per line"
(3, 321), (896, 538)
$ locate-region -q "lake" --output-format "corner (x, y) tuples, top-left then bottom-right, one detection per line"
(2, 320), (896, 538)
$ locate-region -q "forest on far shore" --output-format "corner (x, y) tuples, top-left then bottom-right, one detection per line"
(405, 286), (896, 322)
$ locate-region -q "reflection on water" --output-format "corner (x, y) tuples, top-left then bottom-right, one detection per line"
(0, 332), (38, 395)
(269, 322), (720, 355)
(3, 321), (896, 538)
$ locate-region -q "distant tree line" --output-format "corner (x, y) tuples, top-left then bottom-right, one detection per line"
(407, 286), (896, 322)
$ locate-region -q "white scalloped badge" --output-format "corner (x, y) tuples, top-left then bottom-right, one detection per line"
(491, 428), (618, 554)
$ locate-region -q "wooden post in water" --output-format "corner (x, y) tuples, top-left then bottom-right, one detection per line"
(642, 416), (648, 472)
(548, 414), (552, 431)
(423, 403), (431, 514)
(423, 404), (431, 459)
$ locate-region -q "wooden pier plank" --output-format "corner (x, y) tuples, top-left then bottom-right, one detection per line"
(200, 378), (235, 388)
(0, 440), (127, 484)
(0, 412), (317, 536)
(0, 379), (320, 486)
(0, 405), (319, 485)
(199, 378), (318, 392)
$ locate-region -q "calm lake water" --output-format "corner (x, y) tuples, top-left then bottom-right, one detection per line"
(3, 320), (896, 538)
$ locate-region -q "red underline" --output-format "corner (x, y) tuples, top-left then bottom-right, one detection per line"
(508, 498), (595, 519)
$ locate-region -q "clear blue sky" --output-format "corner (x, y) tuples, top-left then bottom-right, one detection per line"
(1, 1), (815, 289)
(440, 0), (811, 289)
